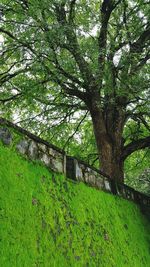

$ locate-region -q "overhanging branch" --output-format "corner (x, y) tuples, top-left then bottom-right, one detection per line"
(122, 136), (150, 160)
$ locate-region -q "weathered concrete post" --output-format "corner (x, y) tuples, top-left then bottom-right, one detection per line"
(66, 156), (82, 181)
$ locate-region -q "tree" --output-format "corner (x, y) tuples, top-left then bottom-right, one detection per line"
(0, 0), (150, 182)
(125, 148), (150, 195)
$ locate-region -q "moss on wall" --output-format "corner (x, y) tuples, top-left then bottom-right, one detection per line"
(0, 142), (150, 267)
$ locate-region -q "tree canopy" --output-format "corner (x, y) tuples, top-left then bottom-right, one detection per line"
(0, 0), (150, 183)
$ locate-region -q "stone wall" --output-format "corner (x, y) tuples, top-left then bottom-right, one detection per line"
(66, 156), (150, 209)
(0, 117), (150, 215)
(0, 121), (66, 174)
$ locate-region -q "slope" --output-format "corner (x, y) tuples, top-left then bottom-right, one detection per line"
(0, 141), (150, 267)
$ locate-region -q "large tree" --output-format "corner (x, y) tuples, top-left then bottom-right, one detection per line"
(0, 0), (150, 182)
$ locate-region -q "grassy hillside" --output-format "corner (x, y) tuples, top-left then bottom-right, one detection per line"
(0, 141), (150, 267)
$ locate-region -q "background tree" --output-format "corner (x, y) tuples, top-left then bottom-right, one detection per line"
(0, 0), (150, 182)
(125, 150), (150, 195)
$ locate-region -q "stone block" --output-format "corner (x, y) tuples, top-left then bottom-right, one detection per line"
(75, 160), (83, 181)
(38, 143), (47, 153)
(95, 177), (104, 189)
(89, 174), (96, 186)
(104, 179), (111, 192)
(84, 171), (89, 183)
(28, 141), (38, 159)
(16, 140), (29, 154)
(0, 127), (12, 145)
(50, 158), (64, 173)
(84, 169), (96, 186)
(40, 153), (50, 167)
(48, 147), (56, 157)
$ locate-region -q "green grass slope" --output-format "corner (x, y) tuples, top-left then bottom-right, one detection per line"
(0, 142), (150, 267)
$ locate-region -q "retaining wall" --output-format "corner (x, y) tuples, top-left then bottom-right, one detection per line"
(0, 117), (149, 215)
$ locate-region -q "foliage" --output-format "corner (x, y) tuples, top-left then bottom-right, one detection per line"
(125, 149), (150, 195)
(136, 168), (150, 195)
(0, 141), (150, 266)
(0, 0), (150, 181)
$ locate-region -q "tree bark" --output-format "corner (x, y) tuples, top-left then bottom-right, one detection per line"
(89, 97), (124, 182)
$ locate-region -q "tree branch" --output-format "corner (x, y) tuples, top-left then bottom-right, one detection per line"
(63, 111), (89, 149)
(51, 48), (85, 88)
(68, 0), (76, 24)
(0, 27), (35, 54)
(122, 136), (150, 160)
(39, 63), (86, 102)
(130, 23), (150, 54)
(97, 0), (122, 85)
(0, 93), (22, 104)
(54, 3), (95, 88)
(0, 67), (31, 85)
(34, 97), (87, 110)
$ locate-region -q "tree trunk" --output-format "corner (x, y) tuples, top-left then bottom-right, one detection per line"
(99, 141), (124, 182)
(90, 101), (124, 182)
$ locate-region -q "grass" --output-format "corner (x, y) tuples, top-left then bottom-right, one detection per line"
(0, 142), (150, 267)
